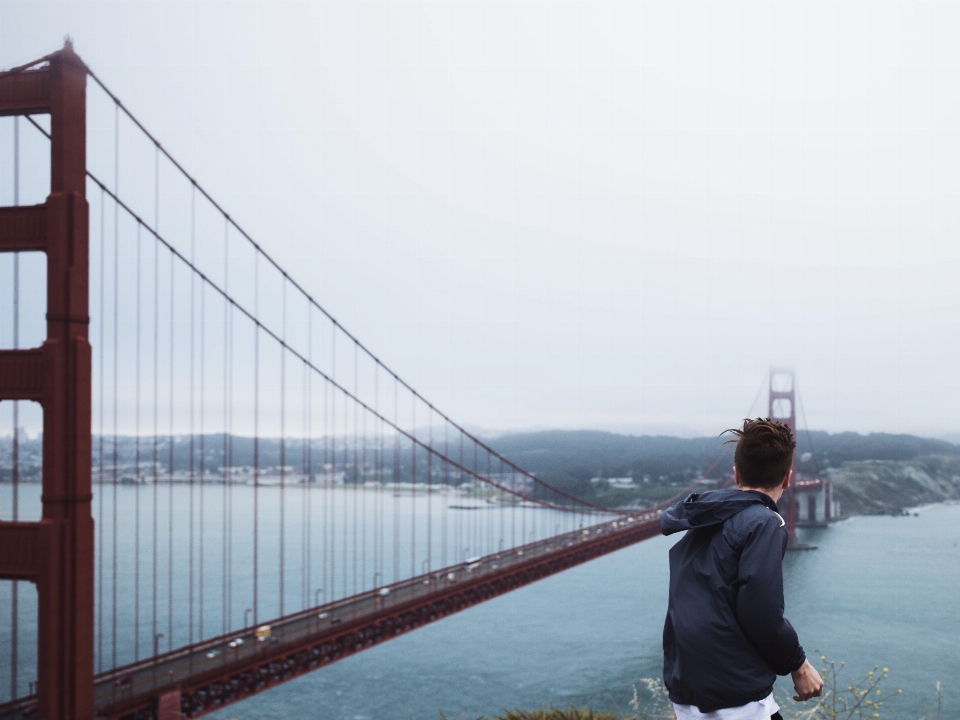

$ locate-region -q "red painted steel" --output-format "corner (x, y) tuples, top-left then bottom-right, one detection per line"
(768, 368), (801, 544)
(767, 368), (830, 543)
(0, 66), (51, 116)
(0, 523), (43, 581)
(0, 349), (45, 401)
(157, 691), (181, 720)
(0, 204), (48, 251)
(0, 44), (94, 720)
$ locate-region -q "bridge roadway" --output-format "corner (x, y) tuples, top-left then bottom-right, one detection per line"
(0, 510), (664, 720)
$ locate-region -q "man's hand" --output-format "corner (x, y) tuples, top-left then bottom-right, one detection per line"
(791, 659), (824, 702)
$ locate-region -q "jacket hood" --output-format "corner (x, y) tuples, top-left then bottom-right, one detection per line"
(660, 488), (779, 536)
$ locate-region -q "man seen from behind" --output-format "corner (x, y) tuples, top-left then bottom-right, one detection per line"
(660, 418), (823, 720)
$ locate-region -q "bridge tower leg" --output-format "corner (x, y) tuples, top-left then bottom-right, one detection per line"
(0, 44), (94, 719)
(768, 368), (799, 547)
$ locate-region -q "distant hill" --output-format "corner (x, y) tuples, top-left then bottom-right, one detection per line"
(826, 456), (960, 515)
(488, 428), (960, 478)
(486, 430), (728, 501)
(4, 428), (959, 514)
(797, 430), (960, 467)
(486, 429), (960, 507)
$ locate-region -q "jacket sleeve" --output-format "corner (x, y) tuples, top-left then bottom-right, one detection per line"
(734, 515), (806, 675)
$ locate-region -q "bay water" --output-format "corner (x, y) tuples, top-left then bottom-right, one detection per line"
(1, 489), (957, 718)
(203, 503), (959, 719)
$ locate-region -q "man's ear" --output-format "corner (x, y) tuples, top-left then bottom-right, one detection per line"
(781, 469), (793, 490)
(733, 466), (741, 488)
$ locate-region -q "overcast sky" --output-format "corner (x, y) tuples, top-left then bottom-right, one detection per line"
(3, 1), (960, 439)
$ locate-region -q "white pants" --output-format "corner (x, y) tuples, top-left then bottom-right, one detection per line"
(673, 692), (780, 720)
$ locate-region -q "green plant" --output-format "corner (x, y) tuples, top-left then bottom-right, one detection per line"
(496, 707), (634, 720)
(439, 707), (636, 720)
(792, 655), (903, 720)
(628, 678), (676, 720)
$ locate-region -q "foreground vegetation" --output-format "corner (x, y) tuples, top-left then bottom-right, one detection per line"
(438, 657), (945, 720)
(440, 708), (628, 720)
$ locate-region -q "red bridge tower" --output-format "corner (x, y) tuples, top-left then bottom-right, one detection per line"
(0, 44), (94, 719)
(768, 368), (832, 548)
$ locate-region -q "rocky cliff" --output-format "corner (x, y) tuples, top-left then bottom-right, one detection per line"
(825, 455), (960, 515)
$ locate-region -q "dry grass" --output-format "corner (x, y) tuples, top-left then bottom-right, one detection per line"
(440, 707), (636, 720)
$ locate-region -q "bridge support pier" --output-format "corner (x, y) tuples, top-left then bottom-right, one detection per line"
(158, 691), (182, 720)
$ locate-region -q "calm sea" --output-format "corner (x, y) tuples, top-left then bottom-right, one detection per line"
(203, 502), (959, 720)
(1, 492), (957, 718)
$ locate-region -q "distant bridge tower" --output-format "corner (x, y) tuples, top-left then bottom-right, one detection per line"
(768, 368), (800, 545)
(767, 368), (835, 548)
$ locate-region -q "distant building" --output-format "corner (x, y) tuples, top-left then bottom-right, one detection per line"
(590, 476), (637, 489)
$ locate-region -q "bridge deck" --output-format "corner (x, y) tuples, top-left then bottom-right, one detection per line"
(0, 512), (662, 720)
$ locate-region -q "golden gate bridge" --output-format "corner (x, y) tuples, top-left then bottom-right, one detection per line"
(0, 45), (833, 720)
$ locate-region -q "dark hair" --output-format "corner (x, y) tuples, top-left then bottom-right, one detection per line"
(722, 418), (796, 491)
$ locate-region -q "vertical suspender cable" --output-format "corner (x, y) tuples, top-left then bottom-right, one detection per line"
(473, 443), (478, 560)
(323, 340), (330, 600)
(97, 189), (106, 672)
(352, 342), (358, 596)
(199, 264), (206, 641)
(342, 383), (348, 597)
(167, 244), (174, 652)
(228, 267), (234, 630)
(393, 378), (399, 583)
(10, 115), (19, 700)
(279, 280), (286, 617)
(305, 307), (312, 607)
(426, 412), (432, 574)
(499, 457), (505, 552)
(379, 376), (385, 585)
(307, 310), (314, 607)
(111, 105), (120, 670)
(341, 377), (348, 594)
(442, 424), (448, 569)
(189, 184), (196, 649)
(522, 446), (527, 552)
(360, 347), (367, 592)
(328, 331), (334, 600)
(134, 222), (142, 660)
(302, 356), (308, 609)
(373, 366), (380, 586)
(509, 458), (521, 547)
(319, 335), (325, 604)
(381, 377), (386, 584)
(458, 433), (464, 563)
(485, 452), (491, 555)
(300, 332), (310, 610)
(498, 458), (514, 551)
(151, 185), (160, 659)
(253, 253), (260, 624)
(410, 399), (416, 579)
(221, 218), (229, 634)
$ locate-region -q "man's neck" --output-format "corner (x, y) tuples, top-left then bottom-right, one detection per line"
(737, 485), (784, 503)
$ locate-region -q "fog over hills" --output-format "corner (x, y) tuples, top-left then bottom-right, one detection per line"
(485, 430), (960, 508)
(488, 428), (960, 481)
(5, 429), (960, 515)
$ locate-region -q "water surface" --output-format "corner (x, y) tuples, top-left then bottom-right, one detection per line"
(205, 503), (960, 719)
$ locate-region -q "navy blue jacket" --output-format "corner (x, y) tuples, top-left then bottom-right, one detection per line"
(661, 489), (806, 712)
